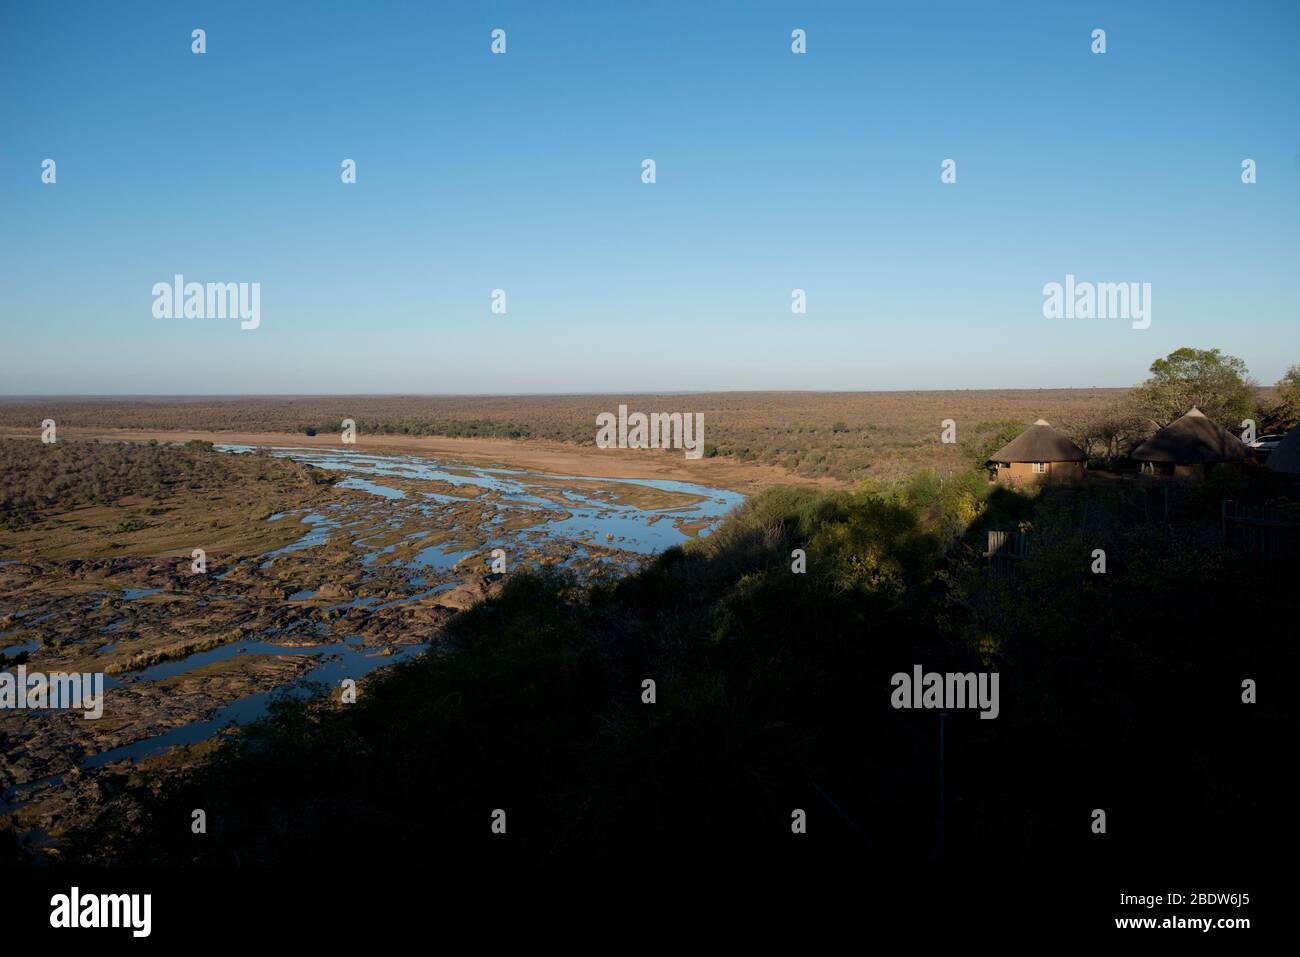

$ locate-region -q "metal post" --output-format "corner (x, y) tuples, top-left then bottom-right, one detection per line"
(937, 711), (947, 857)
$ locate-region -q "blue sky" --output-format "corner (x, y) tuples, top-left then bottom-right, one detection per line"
(1, 0), (1297, 394)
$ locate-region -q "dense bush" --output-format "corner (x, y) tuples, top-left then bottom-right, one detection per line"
(58, 468), (1294, 877)
(0, 439), (325, 530)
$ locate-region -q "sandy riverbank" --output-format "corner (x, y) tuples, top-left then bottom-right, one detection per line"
(0, 429), (842, 496)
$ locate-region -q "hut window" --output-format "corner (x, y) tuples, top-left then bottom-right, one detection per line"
(1032, 462), (1047, 474)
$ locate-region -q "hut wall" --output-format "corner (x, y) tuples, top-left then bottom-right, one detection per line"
(993, 461), (1084, 486)
(1139, 462), (1243, 480)
(1050, 461), (1086, 483)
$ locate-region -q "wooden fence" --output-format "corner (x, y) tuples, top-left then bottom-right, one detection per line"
(985, 529), (1029, 574)
(1222, 500), (1300, 565)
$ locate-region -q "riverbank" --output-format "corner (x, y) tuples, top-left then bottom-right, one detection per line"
(0, 428), (841, 496)
(0, 438), (749, 853)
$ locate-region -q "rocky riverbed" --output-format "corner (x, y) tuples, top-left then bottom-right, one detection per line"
(0, 442), (742, 853)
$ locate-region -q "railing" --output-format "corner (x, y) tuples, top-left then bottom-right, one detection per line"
(1222, 500), (1300, 565)
(985, 529), (1029, 560)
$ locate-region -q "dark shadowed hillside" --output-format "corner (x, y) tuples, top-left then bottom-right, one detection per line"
(42, 466), (1295, 884)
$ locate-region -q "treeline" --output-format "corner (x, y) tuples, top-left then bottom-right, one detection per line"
(0, 390), (1133, 481)
(0, 354), (1295, 481)
(314, 418), (531, 440)
(1068, 349), (1300, 465)
(48, 464), (1294, 876)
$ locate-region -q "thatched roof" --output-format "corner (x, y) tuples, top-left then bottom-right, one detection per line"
(1130, 408), (1254, 464)
(1266, 424), (1300, 474)
(988, 419), (1086, 463)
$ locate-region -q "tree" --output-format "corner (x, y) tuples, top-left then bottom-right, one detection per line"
(969, 419), (1026, 468)
(1073, 403), (1148, 463)
(1131, 347), (1255, 429)
(1274, 365), (1300, 427)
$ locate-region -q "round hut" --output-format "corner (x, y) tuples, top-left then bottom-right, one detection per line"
(1265, 423), (1300, 475)
(987, 418), (1087, 486)
(1130, 407), (1254, 478)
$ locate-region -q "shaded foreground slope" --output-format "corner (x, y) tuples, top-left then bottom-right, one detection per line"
(39, 474), (1297, 880)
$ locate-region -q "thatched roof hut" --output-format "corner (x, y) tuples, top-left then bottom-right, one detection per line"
(989, 419), (1086, 464)
(1265, 424), (1300, 474)
(1130, 407), (1254, 476)
(988, 419), (1086, 485)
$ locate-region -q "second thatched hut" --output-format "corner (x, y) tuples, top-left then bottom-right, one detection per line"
(1265, 423), (1300, 476)
(1130, 407), (1254, 478)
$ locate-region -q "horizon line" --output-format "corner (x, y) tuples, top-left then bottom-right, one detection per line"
(0, 386), (1156, 401)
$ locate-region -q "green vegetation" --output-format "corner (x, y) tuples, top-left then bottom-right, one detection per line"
(1, 354), (1291, 484)
(967, 419), (1028, 468)
(0, 390), (1136, 481)
(0, 439), (336, 532)
(1272, 364), (1300, 427)
(57, 462), (1293, 872)
(1073, 347), (1300, 464)
(0, 441), (236, 530)
(318, 418), (532, 440)
(1132, 347), (1256, 429)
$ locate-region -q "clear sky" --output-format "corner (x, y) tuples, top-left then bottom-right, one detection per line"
(1, 0), (1297, 395)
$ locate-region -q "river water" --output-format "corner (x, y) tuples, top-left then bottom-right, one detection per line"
(1, 446), (744, 811)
